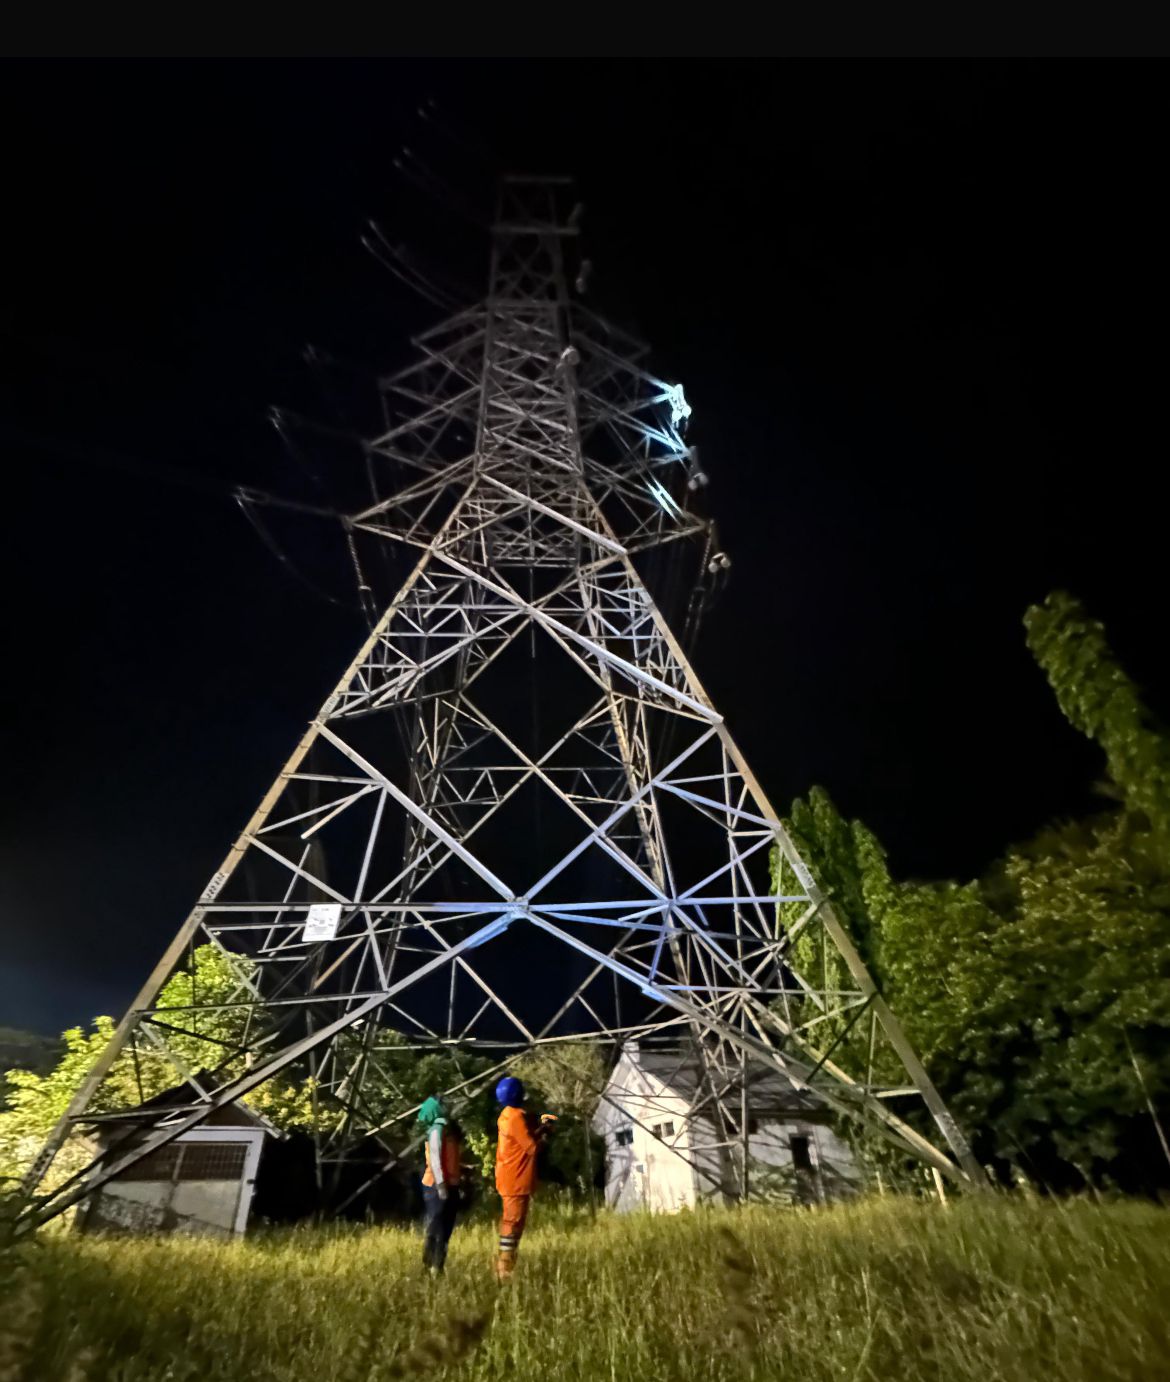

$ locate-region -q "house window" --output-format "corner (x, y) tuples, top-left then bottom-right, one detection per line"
(113, 1140), (249, 1184)
(790, 1134), (813, 1171)
(746, 1115), (760, 1136)
(651, 1121), (676, 1141)
(117, 1145), (181, 1183)
(614, 1127), (634, 1147)
(177, 1142), (248, 1181)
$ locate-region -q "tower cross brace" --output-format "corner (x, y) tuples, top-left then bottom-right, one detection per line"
(22, 178), (982, 1230)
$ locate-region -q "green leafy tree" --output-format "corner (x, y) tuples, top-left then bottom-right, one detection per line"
(512, 1043), (608, 1119)
(977, 813), (1170, 1182)
(0, 1017), (135, 1187)
(775, 790), (1000, 1184)
(1025, 591), (1170, 846)
(0, 945), (309, 1185)
(772, 594), (1170, 1191)
(512, 1043), (609, 1201)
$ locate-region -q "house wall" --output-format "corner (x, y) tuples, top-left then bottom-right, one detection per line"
(673, 1115), (817, 1204)
(595, 1053), (861, 1213)
(696, 1116), (861, 1205)
(85, 1179), (245, 1238)
(593, 1052), (701, 1213)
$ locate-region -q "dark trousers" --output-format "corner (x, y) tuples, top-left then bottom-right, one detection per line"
(422, 1184), (459, 1271)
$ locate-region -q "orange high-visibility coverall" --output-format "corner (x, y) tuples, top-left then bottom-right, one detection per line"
(421, 1127), (462, 1188)
(495, 1106), (539, 1278)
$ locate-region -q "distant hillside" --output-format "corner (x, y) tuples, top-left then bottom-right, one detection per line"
(0, 1025), (62, 1104)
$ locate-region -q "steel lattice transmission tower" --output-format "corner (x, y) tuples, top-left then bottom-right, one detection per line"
(24, 178), (982, 1228)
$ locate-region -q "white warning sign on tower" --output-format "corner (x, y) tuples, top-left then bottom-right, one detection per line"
(303, 903), (342, 943)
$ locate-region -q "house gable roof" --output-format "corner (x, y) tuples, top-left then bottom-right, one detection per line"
(604, 1044), (825, 1119)
(88, 1076), (280, 1143)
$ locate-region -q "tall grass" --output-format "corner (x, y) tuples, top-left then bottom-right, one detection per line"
(3, 1196), (1168, 1381)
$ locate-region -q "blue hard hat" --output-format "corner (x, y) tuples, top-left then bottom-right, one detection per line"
(495, 1076), (525, 1107)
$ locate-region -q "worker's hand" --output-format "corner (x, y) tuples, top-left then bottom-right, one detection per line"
(437, 1184), (449, 1202)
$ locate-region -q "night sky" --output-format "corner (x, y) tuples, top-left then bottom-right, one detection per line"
(2, 61), (1167, 1035)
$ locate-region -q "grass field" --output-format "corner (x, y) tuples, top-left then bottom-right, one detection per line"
(3, 1196), (1168, 1381)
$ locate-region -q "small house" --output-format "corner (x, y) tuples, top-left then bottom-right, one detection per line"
(79, 1090), (275, 1238)
(592, 1042), (860, 1212)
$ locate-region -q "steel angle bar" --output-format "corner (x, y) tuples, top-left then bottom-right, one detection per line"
(316, 725), (514, 900)
(430, 553), (720, 720)
(525, 727), (719, 901)
(21, 540), (456, 1198)
(20, 914), (517, 1231)
(521, 911), (973, 1184)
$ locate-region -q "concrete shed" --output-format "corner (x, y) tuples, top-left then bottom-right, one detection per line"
(79, 1093), (273, 1238)
(592, 1042), (861, 1212)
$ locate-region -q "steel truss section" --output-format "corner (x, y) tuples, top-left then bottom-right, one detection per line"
(22, 178), (982, 1232)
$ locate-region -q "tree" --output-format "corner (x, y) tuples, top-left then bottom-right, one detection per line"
(776, 789), (1001, 1183)
(0, 1017), (131, 1188)
(1025, 591), (1170, 848)
(512, 1042), (609, 1118)
(512, 1043), (609, 1202)
(980, 812), (1170, 1184)
(773, 594), (1170, 1192)
(0, 945), (309, 1185)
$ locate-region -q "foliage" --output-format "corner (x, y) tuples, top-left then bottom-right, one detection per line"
(0, 1016), (127, 1190)
(462, 1127), (497, 1186)
(774, 795), (1002, 1185)
(354, 1034), (502, 1150)
(0, 945), (609, 1208)
(774, 593), (1170, 1191)
(1025, 590), (1170, 846)
(0, 946), (315, 1185)
(979, 812), (1170, 1181)
(510, 1043), (608, 1200)
(248, 1075), (334, 1134)
(0, 1028), (59, 1106)
(511, 1043), (609, 1120)
(5, 1197), (1170, 1380)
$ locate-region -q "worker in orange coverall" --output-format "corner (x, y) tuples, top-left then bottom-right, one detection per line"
(493, 1075), (556, 1282)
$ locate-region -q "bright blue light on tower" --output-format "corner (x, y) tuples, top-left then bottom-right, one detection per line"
(665, 383), (692, 428)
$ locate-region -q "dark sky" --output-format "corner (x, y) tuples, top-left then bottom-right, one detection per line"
(2, 60), (1167, 1035)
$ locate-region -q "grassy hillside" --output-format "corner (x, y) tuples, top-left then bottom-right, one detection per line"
(3, 1196), (1168, 1381)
